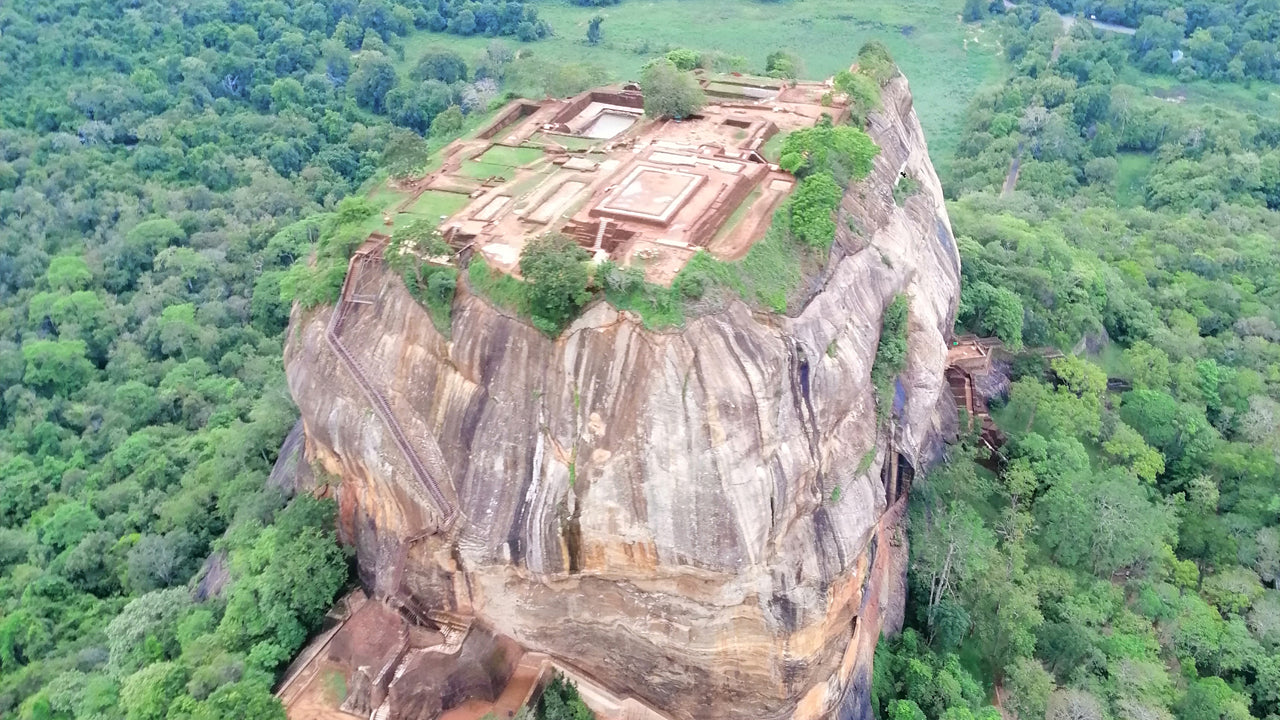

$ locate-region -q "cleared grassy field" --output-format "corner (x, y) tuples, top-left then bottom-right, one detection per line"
(460, 160), (513, 180)
(408, 190), (471, 219)
(401, 0), (1003, 173)
(1114, 152), (1152, 208)
(477, 144), (545, 167)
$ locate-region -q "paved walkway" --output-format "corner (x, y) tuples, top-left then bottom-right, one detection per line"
(1001, 1), (1137, 34)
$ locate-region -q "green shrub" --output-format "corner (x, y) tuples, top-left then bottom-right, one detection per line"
(598, 261), (685, 329)
(856, 40), (899, 86)
(536, 673), (595, 720)
(468, 255), (527, 314)
(788, 173), (844, 249)
(664, 48), (701, 71)
(834, 69), (882, 126)
(893, 176), (921, 206)
(871, 293), (910, 422)
(280, 198), (381, 310)
(778, 118), (879, 185)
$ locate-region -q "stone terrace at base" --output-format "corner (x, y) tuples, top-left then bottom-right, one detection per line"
(413, 74), (846, 285)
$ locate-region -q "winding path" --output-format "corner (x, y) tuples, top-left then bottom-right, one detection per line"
(1001, 0), (1137, 35)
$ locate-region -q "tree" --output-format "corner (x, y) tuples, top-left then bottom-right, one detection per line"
(519, 234), (592, 335)
(538, 674), (594, 720)
(963, 0), (988, 22)
(1003, 658), (1052, 720)
(44, 255), (93, 291)
(120, 662), (188, 720)
(107, 588), (192, 674)
(22, 339), (95, 396)
(586, 15), (603, 46)
(217, 497), (347, 666)
(412, 47), (468, 83)
(127, 532), (199, 594)
(641, 60), (705, 119)
(910, 500), (998, 643)
(1046, 689), (1106, 720)
(1123, 341), (1171, 390)
(430, 105), (465, 138)
(1102, 422), (1166, 483)
(188, 680), (286, 720)
(887, 699), (928, 720)
(834, 69), (881, 125)
(349, 51), (398, 113)
(959, 281), (1023, 350)
(269, 78), (305, 109)
(1036, 468), (1177, 577)
(1175, 678), (1255, 720)
(382, 129), (431, 178)
(765, 50), (804, 80)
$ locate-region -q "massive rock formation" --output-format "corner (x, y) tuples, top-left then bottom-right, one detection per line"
(283, 75), (962, 720)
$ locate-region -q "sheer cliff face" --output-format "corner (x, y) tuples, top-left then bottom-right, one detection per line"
(284, 76), (961, 720)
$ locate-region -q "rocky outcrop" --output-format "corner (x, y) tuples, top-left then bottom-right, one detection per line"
(284, 75), (961, 720)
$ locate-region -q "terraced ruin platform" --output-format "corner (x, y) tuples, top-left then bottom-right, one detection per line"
(396, 75), (845, 285)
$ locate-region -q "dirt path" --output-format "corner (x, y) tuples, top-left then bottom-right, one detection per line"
(1001, 142), (1024, 196)
(1002, 0), (1136, 34)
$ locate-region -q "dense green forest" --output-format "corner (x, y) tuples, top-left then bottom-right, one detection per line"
(1016, 0), (1280, 81)
(876, 6), (1280, 720)
(0, 0), (571, 715)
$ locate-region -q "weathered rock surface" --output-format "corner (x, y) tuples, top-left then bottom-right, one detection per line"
(284, 75), (961, 720)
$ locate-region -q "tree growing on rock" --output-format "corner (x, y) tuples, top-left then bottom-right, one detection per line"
(641, 60), (705, 120)
(519, 234), (592, 335)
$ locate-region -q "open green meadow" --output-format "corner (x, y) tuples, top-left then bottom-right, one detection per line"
(402, 0), (1003, 173)
(477, 144), (545, 167)
(1114, 151), (1152, 208)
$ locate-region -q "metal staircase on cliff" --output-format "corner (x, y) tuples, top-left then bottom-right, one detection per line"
(325, 235), (457, 529)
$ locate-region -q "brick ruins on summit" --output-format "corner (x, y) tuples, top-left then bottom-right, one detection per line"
(402, 72), (847, 284)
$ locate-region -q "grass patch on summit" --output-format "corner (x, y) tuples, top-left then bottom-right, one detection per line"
(477, 144), (545, 167)
(407, 190), (471, 220)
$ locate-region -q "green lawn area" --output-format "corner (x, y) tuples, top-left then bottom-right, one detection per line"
(351, 187), (471, 237)
(528, 132), (600, 151)
(712, 188), (762, 243)
(1115, 152), (1152, 208)
(356, 211), (396, 237)
(508, 170), (555, 198)
(1118, 63), (1280, 116)
(400, 0), (1003, 175)
(761, 131), (788, 163)
(407, 190), (471, 220)
(367, 184), (411, 211)
(459, 160), (512, 180)
(477, 144), (545, 167)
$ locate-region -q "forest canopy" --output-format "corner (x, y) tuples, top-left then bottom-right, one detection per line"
(0, 0), (561, 715)
(879, 6), (1280, 720)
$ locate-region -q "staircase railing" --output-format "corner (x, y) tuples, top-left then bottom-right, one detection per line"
(325, 237), (457, 529)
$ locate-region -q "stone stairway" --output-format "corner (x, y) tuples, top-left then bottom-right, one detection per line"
(326, 236), (457, 528)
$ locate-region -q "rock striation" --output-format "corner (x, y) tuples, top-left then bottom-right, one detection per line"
(283, 75), (962, 720)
